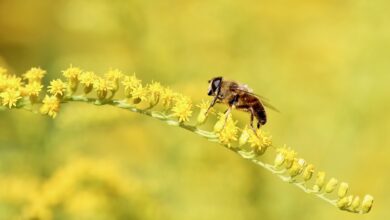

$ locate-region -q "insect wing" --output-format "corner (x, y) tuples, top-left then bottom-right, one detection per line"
(231, 85), (279, 112)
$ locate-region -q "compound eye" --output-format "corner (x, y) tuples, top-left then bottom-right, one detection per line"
(213, 79), (221, 88)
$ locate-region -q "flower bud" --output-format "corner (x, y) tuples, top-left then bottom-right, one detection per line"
(338, 182), (349, 198)
(197, 109), (207, 125)
(302, 164), (314, 181)
(325, 178), (338, 193)
(213, 118), (225, 133)
(84, 84), (93, 94)
(351, 196), (360, 210)
(97, 90), (107, 100)
(274, 153), (285, 167)
(313, 171), (326, 192)
(238, 128), (250, 146)
(337, 195), (353, 209)
(288, 158), (305, 177)
(361, 194), (374, 213)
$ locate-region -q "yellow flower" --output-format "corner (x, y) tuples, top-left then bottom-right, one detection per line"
(276, 145), (297, 168)
(122, 74), (142, 97)
(63, 66), (82, 93)
(40, 95), (60, 118)
(79, 71), (96, 87)
(23, 67), (46, 83)
(94, 77), (114, 99)
(0, 89), (22, 108)
(131, 84), (148, 103)
(248, 129), (272, 153)
(25, 82), (43, 97)
(214, 113), (239, 147)
(161, 87), (177, 109)
(147, 81), (163, 103)
(105, 69), (123, 93)
(4, 75), (23, 90)
(62, 65), (82, 80)
(172, 95), (192, 122)
(79, 71), (96, 94)
(48, 79), (67, 97)
(105, 69), (123, 81)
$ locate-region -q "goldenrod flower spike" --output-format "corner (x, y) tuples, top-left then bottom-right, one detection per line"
(0, 66), (374, 214)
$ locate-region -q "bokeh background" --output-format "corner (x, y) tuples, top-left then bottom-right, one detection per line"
(0, 0), (389, 219)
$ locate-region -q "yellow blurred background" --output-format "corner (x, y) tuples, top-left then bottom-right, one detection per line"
(0, 0), (389, 219)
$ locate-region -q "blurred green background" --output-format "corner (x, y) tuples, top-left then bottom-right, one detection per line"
(0, 0), (389, 219)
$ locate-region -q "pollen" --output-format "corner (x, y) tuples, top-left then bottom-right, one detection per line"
(171, 95), (193, 122)
(0, 89), (22, 108)
(48, 79), (67, 97)
(40, 95), (60, 118)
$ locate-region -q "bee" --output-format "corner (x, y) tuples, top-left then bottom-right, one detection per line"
(206, 76), (278, 131)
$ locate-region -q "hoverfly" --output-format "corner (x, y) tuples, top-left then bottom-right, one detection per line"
(206, 76), (278, 131)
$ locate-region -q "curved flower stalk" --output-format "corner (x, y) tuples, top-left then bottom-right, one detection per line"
(0, 66), (373, 214)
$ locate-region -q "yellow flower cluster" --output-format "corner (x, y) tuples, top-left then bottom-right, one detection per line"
(213, 113), (238, 147)
(40, 95), (60, 118)
(0, 67), (46, 108)
(171, 95), (193, 122)
(274, 145), (373, 213)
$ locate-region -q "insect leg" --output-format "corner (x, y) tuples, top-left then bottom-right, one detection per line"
(206, 95), (219, 115)
(222, 94), (239, 129)
(249, 107), (257, 133)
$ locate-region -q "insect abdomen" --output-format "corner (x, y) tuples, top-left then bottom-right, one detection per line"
(253, 102), (267, 127)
